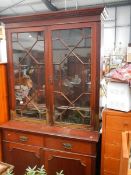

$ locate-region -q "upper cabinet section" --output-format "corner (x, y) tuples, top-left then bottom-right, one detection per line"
(1, 7), (105, 130)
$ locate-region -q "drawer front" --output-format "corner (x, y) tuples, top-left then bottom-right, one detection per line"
(45, 136), (96, 155)
(106, 115), (131, 131)
(104, 143), (121, 159)
(2, 130), (44, 146)
(105, 130), (121, 145)
(104, 157), (120, 174)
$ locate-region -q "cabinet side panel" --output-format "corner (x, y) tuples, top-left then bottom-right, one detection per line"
(0, 64), (8, 160)
(0, 64), (8, 123)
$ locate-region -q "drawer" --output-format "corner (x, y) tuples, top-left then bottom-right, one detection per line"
(105, 130), (121, 145)
(104, 157), (120, 174)
(106, 115), (131, 131)
(45, 136), (96, 155)
(2, 130), (44, 147)
(104, 143), (121, 159)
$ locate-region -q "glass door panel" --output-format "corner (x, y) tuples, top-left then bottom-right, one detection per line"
(12, 31), (46, 119)
(52, 28), (92, 126)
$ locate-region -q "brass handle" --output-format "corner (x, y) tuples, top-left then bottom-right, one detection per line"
(63, 143), (72, 150)
(19, 136), (28, 142)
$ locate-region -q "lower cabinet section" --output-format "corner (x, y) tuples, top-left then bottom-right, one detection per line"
(3, 142), (43, 175)
(44, 149), (95, 175)
(0, 121), (100, 175)
(3, 142), (96, 175)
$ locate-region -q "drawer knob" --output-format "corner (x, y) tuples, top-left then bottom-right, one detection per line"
(19, 136), (28, 142)
(63, 143), (72, 150)
(124, 122), (128, 126)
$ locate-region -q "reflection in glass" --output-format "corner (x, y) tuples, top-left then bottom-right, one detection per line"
(52, 28), (92, 126)
(12, 32), (46, 119)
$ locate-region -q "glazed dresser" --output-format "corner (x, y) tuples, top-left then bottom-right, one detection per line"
(0, 7), (105, 175)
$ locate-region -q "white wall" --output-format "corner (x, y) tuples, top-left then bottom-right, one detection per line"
(104, 5), (131, 55)
(0, 39), (7, 63)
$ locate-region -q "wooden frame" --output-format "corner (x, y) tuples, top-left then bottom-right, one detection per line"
(0, 7), (104, 129)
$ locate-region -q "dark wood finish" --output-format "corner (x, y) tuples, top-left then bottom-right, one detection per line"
(0, 7), (104, 175)
(4, 13), (103, 129)
(48, 156), (86, 175)
(44, 136), (96, 155)
(2, 130), (44, 146)
(0, 7), (105, 25)
(3, 142), (43, 175)
(0, 120), (99, 142)
(44, 149), (95, 175)
(1, 120), (99, 175)
(1, 6), (104, 129)
(45, 29), (54, 125)
(101, 109), (131, 175)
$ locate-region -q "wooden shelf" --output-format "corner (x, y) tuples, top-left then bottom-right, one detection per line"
(56, 106), (90, 112)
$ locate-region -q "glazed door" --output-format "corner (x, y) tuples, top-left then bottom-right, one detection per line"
(49, 23), (98, 128)
(8, 28), (47, 121)
(8, 23), (99, 128)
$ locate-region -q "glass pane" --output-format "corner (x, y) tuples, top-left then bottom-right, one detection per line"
(12, 31), (46, 119)
(52, 28), (91, 126)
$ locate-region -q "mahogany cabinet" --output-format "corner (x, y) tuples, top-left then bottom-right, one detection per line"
(0, 7), (105, 175)
(1, 121), (98, 175)
(101, 109), (131, 175)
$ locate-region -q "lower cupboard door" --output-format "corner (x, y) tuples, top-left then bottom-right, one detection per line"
(44, 149), (96, 175)
(2, 142), (43, 175)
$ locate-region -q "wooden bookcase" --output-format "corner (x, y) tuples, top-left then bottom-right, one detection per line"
(0, 7), (105, 175)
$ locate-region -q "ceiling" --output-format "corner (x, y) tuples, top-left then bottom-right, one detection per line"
(0, 0), (130, 16)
